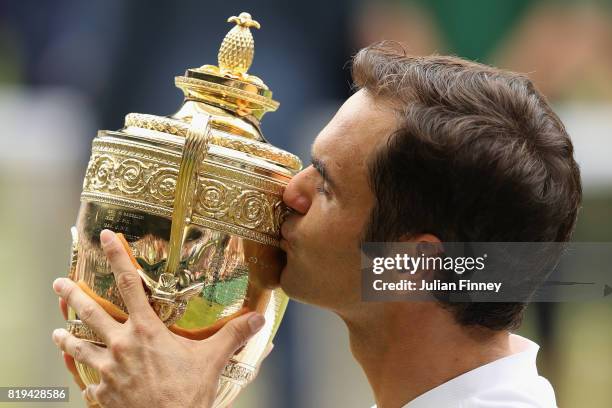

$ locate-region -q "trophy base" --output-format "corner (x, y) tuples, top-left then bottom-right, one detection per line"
(75, 360), (245, 408)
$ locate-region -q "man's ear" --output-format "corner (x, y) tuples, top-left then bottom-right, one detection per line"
(397, 233), (442, 255)
(397, 232), (440, 243)
(397, 233), (444, 279)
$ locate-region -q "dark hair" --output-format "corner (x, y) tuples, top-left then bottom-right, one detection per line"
(355, 42), (582, 330)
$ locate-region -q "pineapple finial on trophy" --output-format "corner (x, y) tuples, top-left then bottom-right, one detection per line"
(219, 12), (260, 76)
(177, 10), (278, 118)
(196, 12), (266, 88)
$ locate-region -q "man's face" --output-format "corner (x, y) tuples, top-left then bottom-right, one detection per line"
(280, 90), (398, 312)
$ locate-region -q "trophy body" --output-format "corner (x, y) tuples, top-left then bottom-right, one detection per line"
(66, 13), (300, 407)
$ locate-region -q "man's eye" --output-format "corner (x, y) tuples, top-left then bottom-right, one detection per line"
(315, 183), (330, 196)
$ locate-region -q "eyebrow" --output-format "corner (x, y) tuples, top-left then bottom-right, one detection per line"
(311, 156), (337, 191)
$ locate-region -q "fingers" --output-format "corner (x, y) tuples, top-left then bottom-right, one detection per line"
(99, 230), (155, 320)
(59, 297), (68, 320)
(63, 352), (86, 390)
(208, 312), (265, 357)
(53, 278), (119, 343)
(52, 329), (106, 370)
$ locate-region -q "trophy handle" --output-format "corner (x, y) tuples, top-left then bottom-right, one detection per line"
(68, 226), (79, 281)
(165, 112), (212, 276)
(128, 111), (212, 325)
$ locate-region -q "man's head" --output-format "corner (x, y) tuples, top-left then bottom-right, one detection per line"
(280, 42), (582, 330)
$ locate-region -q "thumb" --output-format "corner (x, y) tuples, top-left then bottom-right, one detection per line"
(208, 312), (265, 357)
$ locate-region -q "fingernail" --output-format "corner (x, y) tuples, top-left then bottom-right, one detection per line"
(53, 278), (66, 294)
(248, 313), (265, 333)
(51, 329), (63, 345)
(100, 229), (115, 246)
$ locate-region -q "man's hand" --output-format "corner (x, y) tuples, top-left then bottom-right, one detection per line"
(52, 229), (266, 408)
(58, 298), (103, 407)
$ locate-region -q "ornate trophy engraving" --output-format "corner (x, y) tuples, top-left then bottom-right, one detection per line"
(66, 12), (300, 407)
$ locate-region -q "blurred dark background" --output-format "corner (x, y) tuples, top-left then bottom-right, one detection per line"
(1, 1), (611, 407)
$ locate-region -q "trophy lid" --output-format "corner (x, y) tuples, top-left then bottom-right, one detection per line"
(175, 12), (279, 122)
(122, 12), (302, 173)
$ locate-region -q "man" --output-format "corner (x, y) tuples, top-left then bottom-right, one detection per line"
(53, 43), (581, 407)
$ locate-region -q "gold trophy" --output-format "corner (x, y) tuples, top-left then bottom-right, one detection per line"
(66, 12), (301, 407)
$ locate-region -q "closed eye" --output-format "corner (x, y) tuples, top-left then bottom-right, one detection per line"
(315, 182), (330, 196)
(311, 157), (336, 194)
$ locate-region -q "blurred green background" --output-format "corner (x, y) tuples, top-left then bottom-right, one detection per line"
(1, 1), (611, 407)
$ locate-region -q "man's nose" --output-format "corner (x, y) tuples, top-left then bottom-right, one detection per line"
(282, 168), (313, 215)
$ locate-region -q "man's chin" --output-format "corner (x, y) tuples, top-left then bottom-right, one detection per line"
(279, 269), (317, 305)
(279, 265), (302, 300)
(278, 258), (324, 305)
(278, 264), (292, 293)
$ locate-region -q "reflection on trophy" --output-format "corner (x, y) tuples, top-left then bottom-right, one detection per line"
(66, 11), (301, 408)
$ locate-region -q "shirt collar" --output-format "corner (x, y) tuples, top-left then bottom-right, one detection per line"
(404, 334), (540, 408)
(371, 334), (541, 408)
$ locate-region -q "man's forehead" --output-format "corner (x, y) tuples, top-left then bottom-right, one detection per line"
(311, 91), (398, 161)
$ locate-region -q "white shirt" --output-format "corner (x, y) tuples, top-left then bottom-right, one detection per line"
(372, 334), (557, 408)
